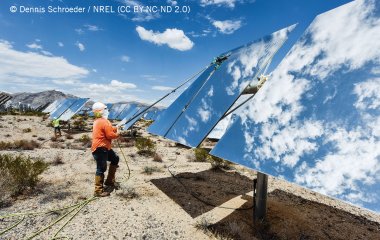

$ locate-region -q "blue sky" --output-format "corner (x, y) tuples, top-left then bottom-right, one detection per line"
(0, 0), (350, 105)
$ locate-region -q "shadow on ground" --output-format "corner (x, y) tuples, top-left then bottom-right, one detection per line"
(152, 170), (380, 240)
(209, 189), (380, 240)
(151, 169), (253, 218)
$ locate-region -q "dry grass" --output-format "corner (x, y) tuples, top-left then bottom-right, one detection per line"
(142, 166), (162, 175)
(153, 153), (163, 162)
(0, 140), (40, 150)
(66, 134), (74, 140)
(116, 185), (139, 199)
(22, 128), (32, 133)
(51, 154), (64, 165)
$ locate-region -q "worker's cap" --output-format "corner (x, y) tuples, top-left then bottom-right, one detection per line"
(92, 102), (107, 112)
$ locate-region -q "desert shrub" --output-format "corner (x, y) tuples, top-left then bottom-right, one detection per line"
(52, 154), (64, 165)
(22, 128), (32, 133)
(118, 137), (135, 147)
(66, 134), (74, 140)
(0, 140), (40, 150)
(49, 142), (65, 149)
(37, 137), (46, 141)
(32, 134), (37, 137)
(13, 140), (40, 150)
(72, 117), (87, 130)
(4, 134), (11, 138)
(0, 154), (49, 195)
(209, 155), (232, 170)
(193, 148), (210, 162)
(116, 185), (139, 199)
(195, 217), (212, 232)
(193, 148), (232, 170)
(153, 153), (163, 162)
(77, 134), (91, 147)
(142, 166), (161, 175)
(135, 137), (156, 155)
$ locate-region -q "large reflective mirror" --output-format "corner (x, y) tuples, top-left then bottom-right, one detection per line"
(59, 98), (89, 121)
(162, 25), (296, 147)
(211, 0), (380, 212)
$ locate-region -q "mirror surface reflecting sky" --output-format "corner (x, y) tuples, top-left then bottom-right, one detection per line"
(149, 25), (296, 147)
(211, 0), (380, 213)
(49, 98), (77, 119)
(59, 98), (89, 121)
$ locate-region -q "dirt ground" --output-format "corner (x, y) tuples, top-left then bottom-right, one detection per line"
(0, 115), (379, 240)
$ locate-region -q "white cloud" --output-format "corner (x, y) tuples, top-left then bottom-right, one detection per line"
(121, 55), (131, 63)
(75, 28), (84, 34)
(208, 114), (233, 139)
(84, 24), (102, 31)
(26, 42), (43, 50)
(200, 0), (237, 8)
(76, 42), (85, 51)
(58, 42), (64, 47)
(0, 40), (88, 83)
(167, 0), (177, 6)
(235, 0), (380, 208)
(225, 25), (296, 97)
(152, 85), (174, 91)
(110, 79), (137, 89)
(212, 20), (242, 34)
(136, 26), (194, 51)
(283, 0), (380, 80)
(353, 78), (380, 110)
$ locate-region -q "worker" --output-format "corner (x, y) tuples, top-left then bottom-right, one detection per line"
(52, 117), (62, 137)
(91, 102), (120, 197)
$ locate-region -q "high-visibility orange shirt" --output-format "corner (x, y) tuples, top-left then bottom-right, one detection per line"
(91, 118), (118, 152)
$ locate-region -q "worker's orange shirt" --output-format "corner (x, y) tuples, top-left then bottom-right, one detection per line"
(91, 118), (118, 152)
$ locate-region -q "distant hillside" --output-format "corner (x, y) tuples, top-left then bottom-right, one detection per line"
(10, 90), (77, 109)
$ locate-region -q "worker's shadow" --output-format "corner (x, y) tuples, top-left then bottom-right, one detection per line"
(151, 169), (253, 218)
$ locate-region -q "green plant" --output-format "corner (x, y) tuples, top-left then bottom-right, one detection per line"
(22, 128), (32, 133)
(135, 137), (156, 155)
(76, 134), (91, 147)
(72, 117), (87, 130)
(0, 154), (49, 195)
(193, 148), (232, 170)
(193, 148), (210, 162)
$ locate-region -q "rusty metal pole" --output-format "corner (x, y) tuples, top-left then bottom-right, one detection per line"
(254, 171), (268, 222)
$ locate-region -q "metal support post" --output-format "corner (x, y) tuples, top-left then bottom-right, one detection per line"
(254, 171), (268, 222)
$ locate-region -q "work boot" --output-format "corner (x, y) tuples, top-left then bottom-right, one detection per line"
(104, 164), (118, 191)
(94, 174), (110, 197)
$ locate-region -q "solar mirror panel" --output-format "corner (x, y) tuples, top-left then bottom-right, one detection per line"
(59, 98), (89, 121)
(108, 103), (128, 120)
(210, 0), (380, 212)
(116, 104), (136, 120)
(0, 95), (12, 106)
(43, 99), (65, 113)
(123, 107), (145, 130)
(148, 66), (215, 135)
(157, 25), (296, 147)
(49, 98), (77, 119)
